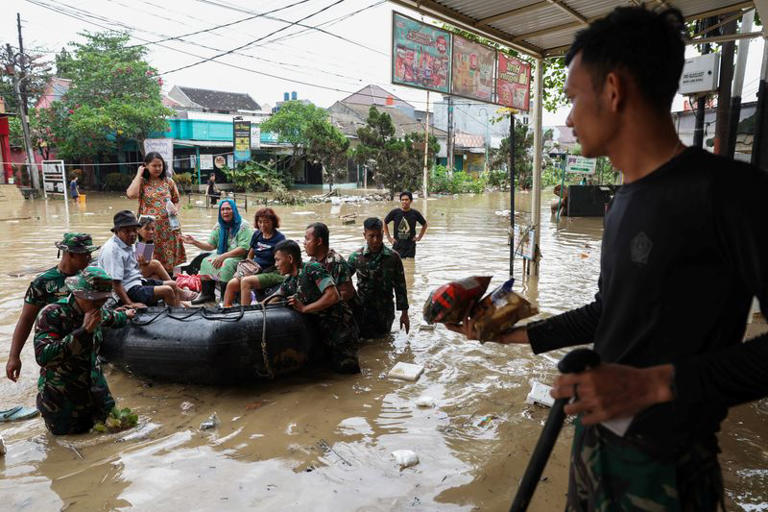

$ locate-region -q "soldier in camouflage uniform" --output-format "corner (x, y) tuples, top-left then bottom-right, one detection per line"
(271, 239), (360, 374)
(347, 217), (409, 339)
(34, 266), (136, 435)
(6, 233), (99, 382)
(304, 222), (358, 315)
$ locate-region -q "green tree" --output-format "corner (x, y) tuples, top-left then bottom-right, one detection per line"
(305, 118), (350, 192)
(490, 121), (534, 189)
(401, 131), (439, 192)
(47, 31), (172, 161)
(260, 100), (329, 171)
(350, 106), (408, 199)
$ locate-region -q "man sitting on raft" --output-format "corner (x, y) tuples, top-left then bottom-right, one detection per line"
(99, 210), (184, 308)
(268, 240), (360, 374)
(222, 207), (286, 307)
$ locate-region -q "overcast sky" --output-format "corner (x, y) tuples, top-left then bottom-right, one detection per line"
(3, 0), (765, 127)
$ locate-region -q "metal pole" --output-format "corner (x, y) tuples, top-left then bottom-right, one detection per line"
(509, 113), (515, 279)
(531, 58), (543, 276)
(752, 36), (768, 170)
(726, 10), (754, 159)
(447, 96), (454, 171)
(422, 90), (430, 198)
(14, 78), (38, 190)
(715, 16), (737, 155)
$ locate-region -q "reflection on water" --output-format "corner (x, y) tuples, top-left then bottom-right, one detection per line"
(0, 191), (765, 511)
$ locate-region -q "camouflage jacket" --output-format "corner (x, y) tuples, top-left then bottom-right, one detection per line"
(34, 296), (127, 401)
(24, 266), (75, 307)
(311, 249), (352, 288)
(347, 245), (408, 311)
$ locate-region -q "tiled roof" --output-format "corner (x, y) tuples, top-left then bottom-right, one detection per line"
(177, 86), (260, 112)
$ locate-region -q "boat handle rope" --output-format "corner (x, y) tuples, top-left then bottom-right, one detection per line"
(255, 301), (274, 379)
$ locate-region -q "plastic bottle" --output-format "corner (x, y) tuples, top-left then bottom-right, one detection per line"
(166, 197), (181, 230)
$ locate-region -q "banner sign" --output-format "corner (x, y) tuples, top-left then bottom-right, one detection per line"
(451, 36), (495, 102)
(392, 13), (451, 93)
(200, 154), (213, 170)
(42, 160), (66, 195)
(143, 138), (174, 173)
(497, 54), (531, 111)
(566, 155), (597, 175)
(250, 125), (261, 150)
(233, 120), (252, 162)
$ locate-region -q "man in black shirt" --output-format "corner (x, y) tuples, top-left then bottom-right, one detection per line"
(449, 7), (768, 511)
(383, 191), (428, 258)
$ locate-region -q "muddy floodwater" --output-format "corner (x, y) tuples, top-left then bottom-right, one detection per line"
(1, 191), (766, 511)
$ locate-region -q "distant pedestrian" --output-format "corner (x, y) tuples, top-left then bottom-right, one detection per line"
(69, 176), (79, 203)
(383, 191), (428, 258)
(207, 173), (220, 207)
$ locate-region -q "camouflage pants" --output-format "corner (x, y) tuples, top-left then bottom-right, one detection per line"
(37, 384), (114, 435)
(352, 298), (394, 339)
(316, 303), (359, 365)
(567, 419), (724, 512)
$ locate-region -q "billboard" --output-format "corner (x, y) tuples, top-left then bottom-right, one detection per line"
(392, 13), (451, 93)
(566, 155), (596, 175)
(233, 120), (252, 163)
(497, 54), (531, 111)
(451, 36), (496, 102)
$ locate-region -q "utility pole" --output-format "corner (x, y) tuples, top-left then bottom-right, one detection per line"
(17, 13), (28, 116)
(422, 90), (430, 198)
(509, 112), (515, 278)
(726, 10), (754, 159)
(446, 95), (454, 171)
(714, 15), (737, 155)
(693, 17), (717, 148)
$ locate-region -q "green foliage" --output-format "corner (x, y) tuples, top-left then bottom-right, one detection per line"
(93, 406), (138, 433)
(260, 100), (328, 169)
(486, 169), (510, 190)
(104, 172), (133, 191)
(8, 117), (24, 148)
(174, 172), (193, 192)
(305, 117), (350, 191)
(349, 108), (438, 198)
(490, 121), (534, 189)
(0, 44), (52, 114)
(222, 161), (287, 194)
(428, 165), (487, 194)
(44, 31), (172, 160)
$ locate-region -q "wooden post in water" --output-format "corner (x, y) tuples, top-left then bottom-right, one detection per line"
(509, 113), (515, 279)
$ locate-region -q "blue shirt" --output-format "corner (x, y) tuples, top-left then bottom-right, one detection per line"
(249, 230), (285, 269)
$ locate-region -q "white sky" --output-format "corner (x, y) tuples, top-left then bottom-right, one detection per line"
(3, 0), (765, 127)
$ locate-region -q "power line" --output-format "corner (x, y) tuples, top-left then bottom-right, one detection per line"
(157, 0), (348, 76)
(193, 0), (386, 55)
(124, 0), (314, 48)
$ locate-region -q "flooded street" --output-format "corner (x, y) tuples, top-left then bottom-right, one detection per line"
(0, 191), (766, 511)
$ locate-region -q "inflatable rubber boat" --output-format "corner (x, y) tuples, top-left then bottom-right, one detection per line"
(102, 303), (320, 384)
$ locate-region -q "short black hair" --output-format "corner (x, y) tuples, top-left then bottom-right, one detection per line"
(363, 217), (382, 231)
(307, 222), (329, 247)
(274, 239), (302, 263)
(399, 191), (413, 201)
(565, 7), (685, 112)
(142, 152), (170, 180)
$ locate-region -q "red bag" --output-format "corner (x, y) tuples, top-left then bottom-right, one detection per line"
(174, 273), (202, 292)
(423, 276), (492, 324)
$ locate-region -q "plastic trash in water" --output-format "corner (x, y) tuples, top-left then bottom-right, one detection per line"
(415, 396), (435, 408)
(200, 412), (219, 430)
(388, 362), (424, 382)
(391, 449), (419, 469)
(526, 381), (555, 408)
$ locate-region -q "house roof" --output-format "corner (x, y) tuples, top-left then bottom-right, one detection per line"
(389, 1), (760, 58)
(176, 86), (261, 112)
(328, 101), (447, 139)
(339, 85), (415, 110)
(454, 131), (485, 149)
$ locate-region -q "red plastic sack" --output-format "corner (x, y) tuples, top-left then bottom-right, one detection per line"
(174, 273), (201, 292)
(423, 276), (492, 324)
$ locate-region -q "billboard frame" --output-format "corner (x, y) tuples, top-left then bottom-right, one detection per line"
(391, 11), (453, 96)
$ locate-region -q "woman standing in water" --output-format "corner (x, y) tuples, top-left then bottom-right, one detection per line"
(127, 152), (186, 273)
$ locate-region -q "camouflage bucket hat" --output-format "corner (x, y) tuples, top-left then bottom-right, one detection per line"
(66, 266), (114, 300)
(55, 232), (100, 254)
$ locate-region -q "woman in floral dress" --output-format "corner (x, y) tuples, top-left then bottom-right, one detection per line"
(126, 152), (186, 272)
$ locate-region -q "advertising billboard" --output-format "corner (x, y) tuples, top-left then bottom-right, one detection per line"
(451, 36), (496, 102)
(392, 13), (451, 94)
(233, 120), (252, 163)
(497, 54), (531, 111)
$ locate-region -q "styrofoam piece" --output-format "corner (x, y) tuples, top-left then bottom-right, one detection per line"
(601, 417), (633, 437)
(391, 449), (419, 469)
(526, 380), (555, 408)
(415, 396), (435, 408)
(388, 362), (424, 382)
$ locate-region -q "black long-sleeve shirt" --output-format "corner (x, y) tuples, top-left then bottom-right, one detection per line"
(527, 147), (768, 449)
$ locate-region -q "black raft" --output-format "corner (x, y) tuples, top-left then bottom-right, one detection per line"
(102, 303), (320, 384)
